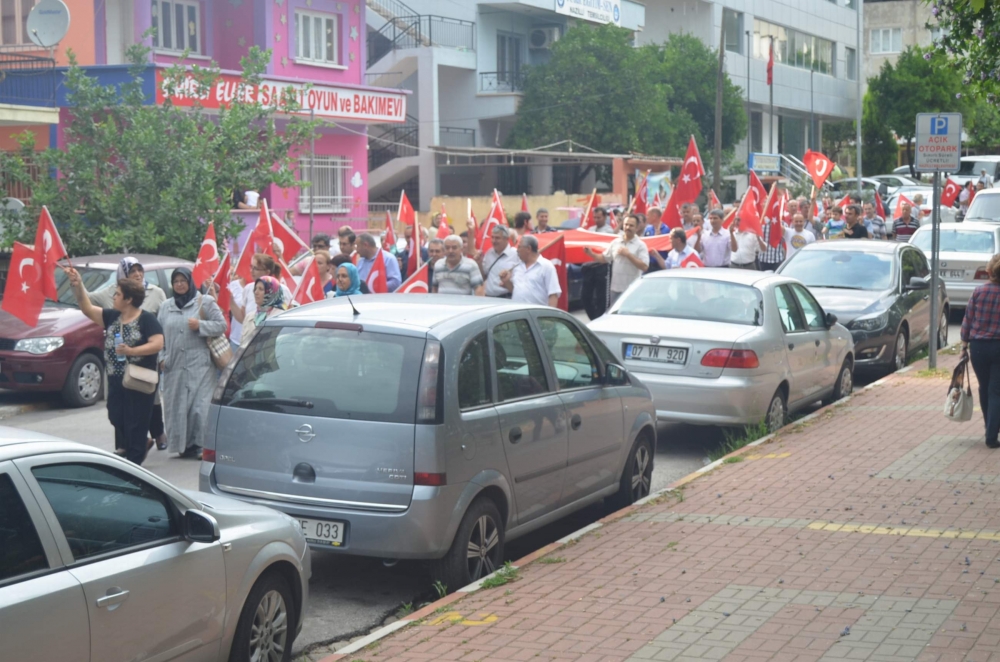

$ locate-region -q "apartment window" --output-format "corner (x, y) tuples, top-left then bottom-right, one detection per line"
(151, 0), (201, 54)
(846, 47), (857, 80)
(723, 9), (743, 54)
(1, 0), (36, 46)
(295, 10), (339, 65)
(930, 26), (949, 43)
(497, 32), (523, 88)
(299, 156), (352, 214)
(870, 27), (902, 54)
(753, 19), (833, 75)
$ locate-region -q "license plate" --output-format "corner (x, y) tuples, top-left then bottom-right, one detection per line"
(944, 270), (965, 279)
(298, 518), (345, 547)
(625, 344), (687, 365)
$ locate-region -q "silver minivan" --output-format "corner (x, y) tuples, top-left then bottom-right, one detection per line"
(200, 295), (656, 591)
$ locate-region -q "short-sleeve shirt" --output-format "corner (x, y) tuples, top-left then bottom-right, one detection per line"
(510, 257), (561, 305)
(432, 257), (484, 295)
(604, 235), (650, 293)
(481, 245), (518, 297)
(843, 223), (869, 239)
(102, 309), (163, 376)
(784, 228), (815, 259)
(893, 217), (920, 241)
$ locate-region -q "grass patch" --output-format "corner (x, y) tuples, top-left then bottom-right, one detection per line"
(432, 580), (447, 599)
(723, 456), (745, 464)
(709, 421), (770, 462)
(915, 367), (950, 379)
(907, 347), (929, 365)
(538, 556), (566, 564)
(481, 562), (519, 589)
(398, 602), (414, 617)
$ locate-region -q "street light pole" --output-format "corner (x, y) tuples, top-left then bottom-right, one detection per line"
(769, 35), (775, 154)
(810, 69), (815, 151)
(856, 0), (864, 199)
(746, 29), (751, 168)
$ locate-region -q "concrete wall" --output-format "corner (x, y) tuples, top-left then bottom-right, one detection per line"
(863, 0), (936, 83)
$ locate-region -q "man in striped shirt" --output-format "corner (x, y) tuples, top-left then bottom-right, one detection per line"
(891, 202), (920, 242)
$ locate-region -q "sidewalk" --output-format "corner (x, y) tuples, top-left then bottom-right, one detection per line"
(317, 351), (1000, 662)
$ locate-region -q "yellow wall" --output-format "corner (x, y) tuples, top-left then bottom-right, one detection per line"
(423, 193), (626, 230)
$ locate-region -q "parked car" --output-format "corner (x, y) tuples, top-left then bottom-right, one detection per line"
(868, 174), (921, 191)
(885, 188), (957, 225)
(0, 426), (310, 662)
(200, 295), (656, 591)
(910, 222), (1000, 309)
(0, 254), (191, 407)
(831, 177), (891, 198)
(778, 240), (949, 373)
(588, 270), (854, 432)
(964, 188), (1000, 222)
(952, 155), (1000, 187)
(892, 165), (932, 183)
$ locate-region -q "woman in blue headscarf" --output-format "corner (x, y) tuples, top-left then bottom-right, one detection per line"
(334, 263), (363, 297)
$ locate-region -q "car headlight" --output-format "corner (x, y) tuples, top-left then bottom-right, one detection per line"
(14, 337), (65, 354)
(848, 312), (889, 332)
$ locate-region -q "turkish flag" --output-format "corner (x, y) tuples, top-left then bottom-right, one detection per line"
(708, 188), (721, 211)
(437, 203), (451, 239)
(235, 202), (275, 282)
(365, 253), (389, 294)
(271, 213), (310, 258)
(672, 135), (705, 211)
(835, 193), (852, 210)
(539, 234), (568, 311)
(802, 150), (834, 189)
(293, 257), (325, 305)
(748, 171), (768, 214)
(681, 252), (705, 268)
(662, 188), (683, 229)
(764, 188), (785, 248)
(722, 206), (738, 230)
(737, 188), (763, 237)
(874, 190), (886, 219)
(894, 194), (915, 220)
(2, 242), (45, 327)
(521, 193), (529, 213)
(398, 263), (430, 294)
(192, 222), (220, 288)
(383, 210), (396, 251)
(476, 191), (507, 252)
(397, 190), (419, 278)
(277, 259), (297, 293)
(212, 252), (232, 335)
(941, 178), (961, 207)
(34, 206), (67, 301)
(767, 39), (774, 86)
(561, 230), (672, 264)
(633, 173), (648, 215)
(577, 189), (599, 231)
(652, 190), (662, 211)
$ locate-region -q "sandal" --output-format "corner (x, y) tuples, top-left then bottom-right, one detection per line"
(155, 434), (167, 451)
(146, 438), (154, 452)
(114, 449), (127, 456)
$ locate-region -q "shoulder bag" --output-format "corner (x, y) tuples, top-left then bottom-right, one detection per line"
(123, 364), (159, 394)
(944, 356), (974, 423)
(198, 295), (233, 370)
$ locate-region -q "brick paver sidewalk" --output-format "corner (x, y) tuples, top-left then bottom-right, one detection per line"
(326, 353), (1000, 662)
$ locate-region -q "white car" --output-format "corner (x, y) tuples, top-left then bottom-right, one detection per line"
(886, 188), (957, 225)
(911, 222), (1000, 308)
(1, 427), (310, 662)
(964, 188), (1000, 223)
(588, 270), (854, 431)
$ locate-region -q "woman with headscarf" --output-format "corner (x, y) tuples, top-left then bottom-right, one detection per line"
(240, 275), (288, 347)
(333, 263), (363, 297)
(157, 268), (227, 459)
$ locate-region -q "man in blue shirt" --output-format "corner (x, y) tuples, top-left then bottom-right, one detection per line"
(356, 233), (402, 292)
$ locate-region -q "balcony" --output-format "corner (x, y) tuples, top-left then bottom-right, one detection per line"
(479, 71), (524, 94)
(0, 52), (56, 108)
(440, 126), (475, 148)
(367, 15), (476, 69)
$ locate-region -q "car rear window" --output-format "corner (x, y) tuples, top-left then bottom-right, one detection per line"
(966, 194), (1000, 222)
(615, 279), (763, 326)
(220, 325), (426, 423)
(54, 268), (115, 307)
(912, 229), (996, 254)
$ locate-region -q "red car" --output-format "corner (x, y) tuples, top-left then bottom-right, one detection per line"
(0, 254), (193, 407)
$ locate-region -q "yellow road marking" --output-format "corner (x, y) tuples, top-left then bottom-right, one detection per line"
(428, 611), (499, 626)
(808, 521), (997, 540)
(743, 452), (792, 461)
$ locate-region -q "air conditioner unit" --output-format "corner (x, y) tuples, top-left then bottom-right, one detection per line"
(529, 27), (560, 50)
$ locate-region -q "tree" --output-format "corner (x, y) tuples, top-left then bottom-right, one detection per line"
(861, 92), (898, 176)
(966, 96), (1000, 152)
(822, 120), (855, 162)
(932, 0), (1000, 101)
(1, 43), (316, 259)
(505, 24), (744, 189)
(866, 46), (965, 176)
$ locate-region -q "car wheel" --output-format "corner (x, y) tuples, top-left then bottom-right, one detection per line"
(431, 497), (504, 594)
(61, 353), (103, 408)
(765, 390), (787, 433)
(938, 311), (949, 350)
(229, 571), (296, 662)
(893, 330), (908, 372)
(607, 434), (654, 511)
(832, 359), (853, 401)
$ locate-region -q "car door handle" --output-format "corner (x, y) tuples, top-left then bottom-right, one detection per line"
(815, 339), (821, 347)
(571, 414), (582, 430)
(788, 343), (795, 350)
(96, 588), (130, 608)
(508, 427), (522, 444)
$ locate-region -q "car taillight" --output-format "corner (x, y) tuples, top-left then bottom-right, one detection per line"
(202, 448), (216, 463)
(414, 472), (446, 486)
(416, 340), (443, 424)
(975, 267), (990, 280)
(701, 349), (760, 369)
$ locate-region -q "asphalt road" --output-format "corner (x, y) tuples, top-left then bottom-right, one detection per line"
(0, 316), (964, 655)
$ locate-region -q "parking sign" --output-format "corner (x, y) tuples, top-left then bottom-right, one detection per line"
(915, 113), (962, 172)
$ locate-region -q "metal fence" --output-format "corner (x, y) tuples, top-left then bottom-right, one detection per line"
(0, 51), (56, 107)
(440, 126), (475, 148)
(479, 71), (524, 94)
(367, 15), (475, 68)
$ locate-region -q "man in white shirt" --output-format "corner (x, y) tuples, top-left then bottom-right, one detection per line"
(681, 203), (699, 231)
(783, 213), (816, 261)
(584, 215), (649, 304)
(664, 228), (698, 268)
(477, 225), (519, 298)
(701, 211), (731, 267)
(499, 235), (561, 306)
(591, 207), (617, 234)
(729, 217), (765, 269)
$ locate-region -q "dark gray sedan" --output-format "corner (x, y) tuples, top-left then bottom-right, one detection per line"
(778, 240), (949, 372)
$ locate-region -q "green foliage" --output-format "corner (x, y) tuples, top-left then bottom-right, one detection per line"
(432, 580), (447, 599)
(1, 42), (317, 259)
(538, 556), (566, 564)
(710, 421), (769, 462)
(480, 562), (519, 589)
(866, 46), (965, 172)
(931, 0), (1000, 100)
(822, 120), (856, 161)
(966, 97), (1000, 152)
(861, 91), (899, 176)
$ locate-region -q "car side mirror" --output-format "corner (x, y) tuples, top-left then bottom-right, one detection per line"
(825, 312), (838, 328)
(184, 509), (221, 543)
(606, 363), (629, 386)
(907, 276), (930, 290)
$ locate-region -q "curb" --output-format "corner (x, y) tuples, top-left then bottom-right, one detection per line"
(0, 400), (55, 420)
(314, 358), (929, 661)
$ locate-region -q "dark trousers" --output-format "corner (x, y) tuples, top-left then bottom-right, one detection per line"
(969, 340), (1000, 444)
(759, 261), (783, 272)
(108, 376), (156, 465)
(149, 404), (165, 439)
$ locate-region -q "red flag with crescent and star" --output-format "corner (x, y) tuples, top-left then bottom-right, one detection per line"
(365, 253), (389, 294)
(382, 210), (396, 251)
(802, 150), (834, 189)
(192, 222), (220, 288)
(398, 190), (418, 278)
(293, 256), (325, 305)
(235, 201), (275, 282)
(874, 190), (887, 219)
(894, 194), (915, 220)
(633, 172), (648, 215)
(941, 178), (961, 207)
(748, 170), (768, 214)
(438, 203), (451, 239)
(681, 252), (705, 268)
(664, 136), (705, 228)
(736, 187), (763, 237)
(477, 190), (507, 252)
(34, 206), (67, 301)
(2, 241), (45, 326)
(398, 263), (430, 294)
(212, 252), (232, 334)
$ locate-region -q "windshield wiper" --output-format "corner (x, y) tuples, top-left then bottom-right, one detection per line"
(229, 397), (314, 409)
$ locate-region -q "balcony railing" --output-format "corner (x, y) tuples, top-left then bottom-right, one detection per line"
(368, 114), (419, 171)
(367, 15), (475, 68)
(0, 52), (56, 107)
(440, 126), (475, 148)
(479, 71), (524, 94)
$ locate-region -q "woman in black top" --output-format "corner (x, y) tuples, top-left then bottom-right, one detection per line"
(63, 267), (164, 465)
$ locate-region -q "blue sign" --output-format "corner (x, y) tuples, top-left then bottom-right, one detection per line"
(930, 116), (949, 136)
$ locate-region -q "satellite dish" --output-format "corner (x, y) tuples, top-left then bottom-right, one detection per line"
(1, 198), (25, 213)
(26, 0), (70, 48)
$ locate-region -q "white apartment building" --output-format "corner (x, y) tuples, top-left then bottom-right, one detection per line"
(365, 0), (645, 209)
(863, 0), (938, 84)
(638, 0), (861, 166)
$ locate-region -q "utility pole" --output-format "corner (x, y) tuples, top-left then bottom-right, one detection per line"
(856, 0), (864, 199)
(309, 108), (316, 242)
(745, 30), (751, 167)
(769, 35), (775, 154)
(714, 23), (725, 200)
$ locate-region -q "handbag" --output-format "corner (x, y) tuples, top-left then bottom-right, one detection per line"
(944, 356), (974, 423)
(199, 295), (233, 369)
(123, 363), (159, 394)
